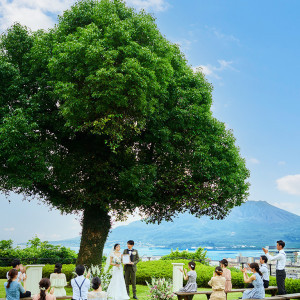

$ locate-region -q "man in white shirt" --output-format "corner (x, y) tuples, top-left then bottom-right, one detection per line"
(263, 240), (286, 295)
(71, 265), (91, 300)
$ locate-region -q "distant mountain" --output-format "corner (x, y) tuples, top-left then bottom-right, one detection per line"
(51, 201), (300, 249)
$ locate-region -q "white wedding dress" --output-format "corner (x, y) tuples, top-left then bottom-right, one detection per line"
(107, 253), (130, 300)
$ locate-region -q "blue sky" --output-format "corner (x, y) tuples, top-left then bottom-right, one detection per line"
(1, 0), (300, 243)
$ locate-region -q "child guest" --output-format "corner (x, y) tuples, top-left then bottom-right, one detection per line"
(219, 259), (232, 292)
(71, 265), (91, 300)
(50, 263), (67, 297)
(179, 261), (197, 292)
(208, 267), (226, 300)
(32, 278), (56, 300)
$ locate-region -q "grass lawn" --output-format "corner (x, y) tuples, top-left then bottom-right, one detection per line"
(0, 279), (249, 300)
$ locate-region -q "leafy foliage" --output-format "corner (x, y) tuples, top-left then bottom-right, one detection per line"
(0, 237), (77, 266)
(0, 0), (250, 264)
(161, 248), (208, 264)
(146, 278), (174, 300)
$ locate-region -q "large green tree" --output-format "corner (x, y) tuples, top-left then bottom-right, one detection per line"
(0, 0), (249, 265)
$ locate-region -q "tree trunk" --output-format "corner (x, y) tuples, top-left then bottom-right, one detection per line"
(77, 205), (111, 267)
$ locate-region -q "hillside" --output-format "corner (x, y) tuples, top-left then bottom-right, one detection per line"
(52, 201), (300, 248)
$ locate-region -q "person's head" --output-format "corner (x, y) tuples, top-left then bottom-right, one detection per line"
(39, 278), (51, 300)
(277, 240), (285, 250)
(188, 261), (196, 270)
(75, 265), (85, 276)
(215, 266), (223, 276)
(114, 243), (120, 251)
(260, 255), (268, 264)
(11, 259), (21, 269)
(92, 277), (101, 291)
(249, 263), (262, 276)
(54, 262), (62, 273)
(6, 269), (18, 288)
(219, 259), (228, 268)
(127, 240), (134, 250)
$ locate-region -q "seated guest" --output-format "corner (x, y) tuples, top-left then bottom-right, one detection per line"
(248, 256), (269, 288)
(88, 277), (107, 300)
(178, 261), (197, 293)
(4, 269), (27, 300)
(6, 259), (31, 298)
(219, 259), (232, 292)
(32, 278), (56, 300)
(242, 263), (265, 299)
(71, 265), (91, 300)
(208, 266), (226, 300)
(50, 263), (67, 297)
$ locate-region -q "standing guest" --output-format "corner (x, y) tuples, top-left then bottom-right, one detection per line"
(219, 259), (232, 292)
(241, 263), (265, 299)
(4, 269), (27, 300)
(263, 240), (286, 295)
(50, 263), (67, 297)
(123, 240), (139, 299)
(6, 259), (31, 298)
(248, 256), (269, 288)
(208, 266), (226, 300)
(178, 261), (197, 292)
(88, 277), (107, 300)
(32, 278), (56, 300)
(71, 265), (91, 300)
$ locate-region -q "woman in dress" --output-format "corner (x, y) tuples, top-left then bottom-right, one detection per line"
(219, 259), (232, 292)
(178, 261), (197, 292)
(88, 277), (107, 300)
(242, 263), (265, 299)
(32, 278), (56, 300)
(208, 266), (226, 300)
(4, 269), (27, 300)
(106, 243), (130, 300)
(50, 263), (67, 297)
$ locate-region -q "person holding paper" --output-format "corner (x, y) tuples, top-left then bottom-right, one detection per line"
(123, 240), (139, 299)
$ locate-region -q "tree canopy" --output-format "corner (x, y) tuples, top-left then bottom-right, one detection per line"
(0, 0), (249, 265)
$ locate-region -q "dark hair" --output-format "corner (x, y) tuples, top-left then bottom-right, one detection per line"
(127, 240), (134, 245)
(11, 259), (21, 268)
(215, 266), (223, 275)
(249, 263), (262, 277)
(92, 277), (101, 290)
(219, 259), (228, 267)
(54, 263), (62, 274)
(39, 278), (51, 300)
(7, 269), (18, 288)
(261, 255), (268, 263)
(114, 243), (120, 250)
(277, 240), (285, 248)
(188, 261), (196, 270)
(75, 265), (85, 276)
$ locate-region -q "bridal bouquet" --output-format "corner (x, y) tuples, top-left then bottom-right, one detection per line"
(114, 257), (122, 268)
(146, 278), (174, 300)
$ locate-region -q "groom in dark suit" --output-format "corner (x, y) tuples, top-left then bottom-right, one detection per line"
(123, 240), (139, 299)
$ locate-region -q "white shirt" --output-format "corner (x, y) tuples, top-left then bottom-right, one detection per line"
(266, 249), (286, 270)
(6, 270), (23, 282)
(260, 263), (269, 281)
(71, 275), (90, 300)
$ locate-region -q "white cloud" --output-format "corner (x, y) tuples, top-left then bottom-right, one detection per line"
(193, 59), (237, 80)
(0, 0), (75, 31)
(205, 26), (240, 46)
(126, 0), (169, 12)
(272, 201), (300, 216)
(278, 161), (286, 166)
(249, 158), (260, 164)
(4, 227), (15, 232)
(276, 174), (300, 196)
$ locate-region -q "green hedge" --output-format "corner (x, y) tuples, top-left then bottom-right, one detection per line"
(1, 260), (300, 294)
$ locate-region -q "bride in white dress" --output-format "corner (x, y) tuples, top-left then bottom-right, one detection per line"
(105, 244), (130, 300)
